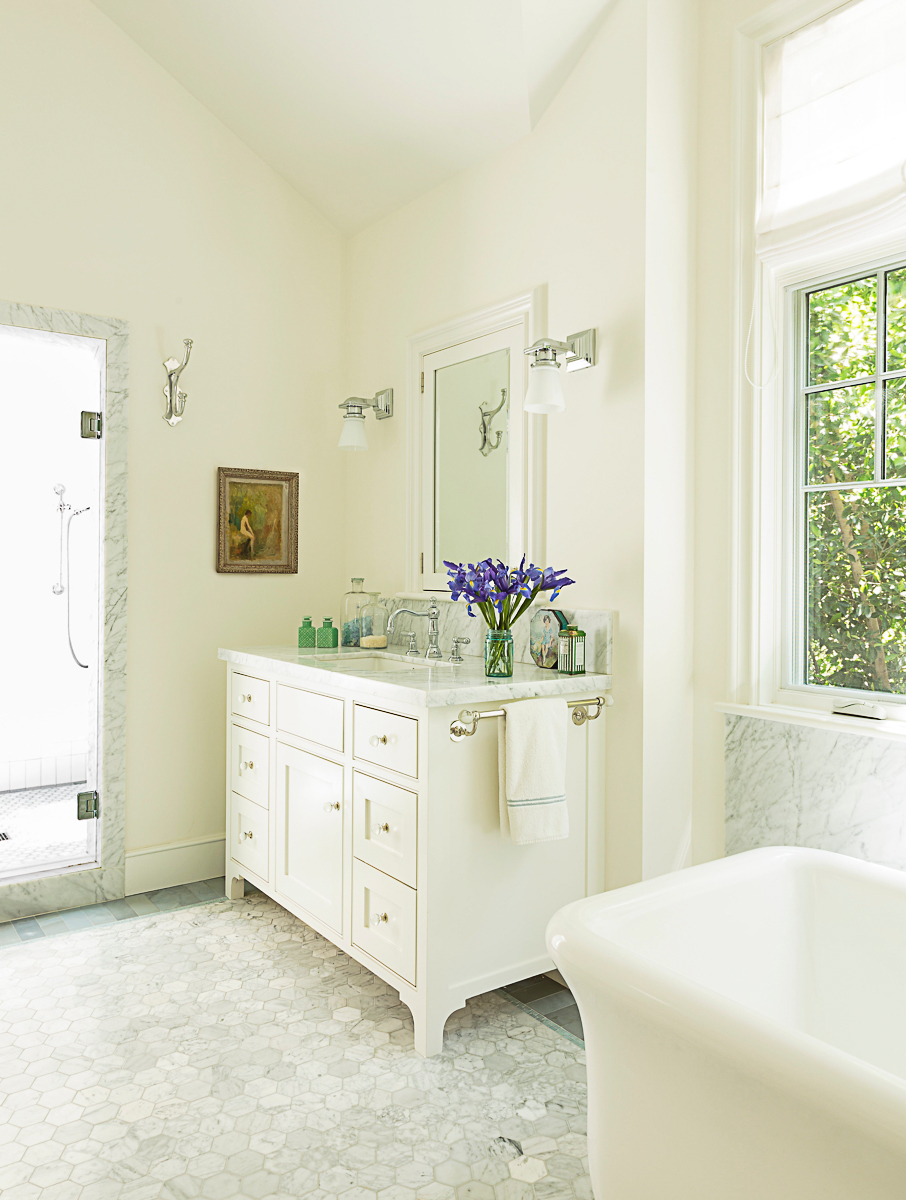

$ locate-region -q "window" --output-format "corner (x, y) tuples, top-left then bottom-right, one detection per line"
(793, 263), (906, 696)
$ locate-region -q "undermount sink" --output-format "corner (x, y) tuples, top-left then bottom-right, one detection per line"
(329, 655), (454, 673)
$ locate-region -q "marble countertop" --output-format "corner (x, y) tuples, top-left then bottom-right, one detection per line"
(218, 645), (612, 709)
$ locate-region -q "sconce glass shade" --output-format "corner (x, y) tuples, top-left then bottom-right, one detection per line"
(338, 412), (368, 451)
(523, 358), (565, 414)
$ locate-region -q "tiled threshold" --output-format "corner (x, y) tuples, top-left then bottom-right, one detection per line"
(0, 875), (242, 943)
(0, 877), (584, 1048)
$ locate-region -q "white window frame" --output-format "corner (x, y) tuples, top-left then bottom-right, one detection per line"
(729, 0), (906, 727)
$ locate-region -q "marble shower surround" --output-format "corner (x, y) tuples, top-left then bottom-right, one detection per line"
(0, 301), (127, 919)
(725, 714), (906, 871)
(378, 596), (613, 674)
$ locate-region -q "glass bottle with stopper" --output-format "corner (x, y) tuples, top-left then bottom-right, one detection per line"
(360, 592), (389, 648)
(342, 577), (365, 646)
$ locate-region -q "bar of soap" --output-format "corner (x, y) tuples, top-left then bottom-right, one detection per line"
(360, 635), (387, 648)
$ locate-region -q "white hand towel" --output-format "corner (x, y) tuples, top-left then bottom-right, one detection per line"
(498, 697), (569, 845)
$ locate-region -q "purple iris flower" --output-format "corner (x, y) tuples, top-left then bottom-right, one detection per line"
(443, 557), (575, 630)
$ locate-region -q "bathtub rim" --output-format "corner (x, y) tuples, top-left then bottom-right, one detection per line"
(546, 846), (906, 1156)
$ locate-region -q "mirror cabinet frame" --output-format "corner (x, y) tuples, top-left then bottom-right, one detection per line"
(404, 287), (547, 594)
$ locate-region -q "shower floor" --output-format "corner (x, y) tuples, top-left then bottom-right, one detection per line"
(0, 782), (94, 880)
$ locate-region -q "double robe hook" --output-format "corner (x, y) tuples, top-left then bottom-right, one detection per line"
(163, 339), (193, 426)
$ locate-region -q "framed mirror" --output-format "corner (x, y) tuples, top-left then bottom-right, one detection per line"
(406, 290), (544, 592)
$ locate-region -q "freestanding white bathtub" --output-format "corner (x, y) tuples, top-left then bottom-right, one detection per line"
(547, 846), (906, 1200)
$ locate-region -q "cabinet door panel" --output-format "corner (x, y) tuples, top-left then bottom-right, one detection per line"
(275, 742), (344, 934)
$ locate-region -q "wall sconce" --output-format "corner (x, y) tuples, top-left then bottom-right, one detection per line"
(523, 329), (596, 414)
(338, 388), (393, 451)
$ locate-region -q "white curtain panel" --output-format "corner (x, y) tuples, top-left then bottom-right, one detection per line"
(758, 0), (906, 255)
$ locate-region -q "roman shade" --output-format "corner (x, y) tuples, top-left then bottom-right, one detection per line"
(758, 0), (906, 256)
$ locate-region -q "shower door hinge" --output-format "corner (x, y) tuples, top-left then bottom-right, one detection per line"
(77, 790), (99, 820)
(81, 411), (103, 439)
(420, 372), (424, 393)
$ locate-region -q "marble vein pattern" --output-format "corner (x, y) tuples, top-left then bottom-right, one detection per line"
(0, 889), (591, 1200)
(725, 714), (906, 871)
(0, 300), (128, 919)
(378, 599), (612, 677)
(218, 648), (611, 711)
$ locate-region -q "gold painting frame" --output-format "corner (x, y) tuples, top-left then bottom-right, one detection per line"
(217, 467), (298, 574)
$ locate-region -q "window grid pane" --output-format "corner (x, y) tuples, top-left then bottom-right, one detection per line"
(800, 264), (906, 697)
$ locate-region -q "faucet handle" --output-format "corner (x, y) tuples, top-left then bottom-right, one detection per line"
(404, 631), (419, 657)
(449, 636), (471, 664)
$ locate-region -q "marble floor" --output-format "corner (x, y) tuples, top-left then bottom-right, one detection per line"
(0, 784), (93, 882)
(0, 887), (590, 1200)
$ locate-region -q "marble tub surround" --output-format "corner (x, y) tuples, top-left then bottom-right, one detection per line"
(219, 644), (611, 708)
(0, 301), (127, 921)
(0, 886), (591, 1200)
(376, 596), (613, 675)
(725, 714), (906, 871)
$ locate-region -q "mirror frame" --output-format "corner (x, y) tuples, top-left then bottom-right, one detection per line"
(404, 287), (547, 594)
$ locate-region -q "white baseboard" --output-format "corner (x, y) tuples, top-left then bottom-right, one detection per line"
(125, 833), (225, 895)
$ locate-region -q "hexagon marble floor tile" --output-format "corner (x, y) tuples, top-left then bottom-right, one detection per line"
(0, 889), (590, 1200)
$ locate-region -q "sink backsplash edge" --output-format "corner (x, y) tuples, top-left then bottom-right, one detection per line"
(375, 596), (613, 675)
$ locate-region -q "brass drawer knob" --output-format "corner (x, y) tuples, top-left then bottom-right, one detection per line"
(242, 830), (253, 840)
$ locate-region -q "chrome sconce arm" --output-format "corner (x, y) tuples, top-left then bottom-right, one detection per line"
(338, 388), (393, 451)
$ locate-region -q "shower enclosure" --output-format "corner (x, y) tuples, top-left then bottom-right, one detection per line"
(0, 324), (104, 884)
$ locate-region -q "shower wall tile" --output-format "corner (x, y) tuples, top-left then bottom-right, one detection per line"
(725, 714), (906, 871)
(0, 300), (128, 918)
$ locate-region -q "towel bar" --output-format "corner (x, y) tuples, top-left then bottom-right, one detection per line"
(450, 694), (612, 742)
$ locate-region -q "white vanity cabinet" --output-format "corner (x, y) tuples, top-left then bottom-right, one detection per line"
(221, 647), (609, 1056)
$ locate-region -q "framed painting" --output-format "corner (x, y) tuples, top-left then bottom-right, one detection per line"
(217, 467), (298, 574)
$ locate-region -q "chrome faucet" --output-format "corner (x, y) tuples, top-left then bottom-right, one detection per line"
(388, 598), (443, 660)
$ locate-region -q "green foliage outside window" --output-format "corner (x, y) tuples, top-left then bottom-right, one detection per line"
(806, 270), (906, 694)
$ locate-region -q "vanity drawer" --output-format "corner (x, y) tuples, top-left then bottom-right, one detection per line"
(353, 771), (417, 889)
(277, 684), (344, 752)
(231, 793), (269, 882)
(354, 705), (418, 778)
(231, 672), (270, 725)
(231, 725), (269, 809)
(352, 859), (416, 986)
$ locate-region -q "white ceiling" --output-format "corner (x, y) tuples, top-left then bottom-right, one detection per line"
(90, 0), (613, 233)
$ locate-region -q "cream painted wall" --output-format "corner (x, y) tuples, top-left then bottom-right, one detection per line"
(343, 0), (701, 889)
(0, 0), (346, 871)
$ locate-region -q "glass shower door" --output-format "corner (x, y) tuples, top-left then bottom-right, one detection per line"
(0, 324), (104, 883)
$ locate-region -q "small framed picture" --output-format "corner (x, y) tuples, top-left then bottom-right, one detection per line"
(217, 467), (298, 574)
(529, 608), (568, 668)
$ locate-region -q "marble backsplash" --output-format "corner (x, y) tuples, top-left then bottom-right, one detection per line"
(364, 595), (613, 675)
(725, 714), (906, 872)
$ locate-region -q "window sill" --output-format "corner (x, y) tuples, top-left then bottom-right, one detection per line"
(716, 702), (906, 743)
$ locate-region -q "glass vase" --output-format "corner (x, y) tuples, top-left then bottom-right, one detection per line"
(485, 629), (514, 678)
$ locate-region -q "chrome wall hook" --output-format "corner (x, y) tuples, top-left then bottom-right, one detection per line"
(163, 339), (193, 426)
(478, 387), (507, 456)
